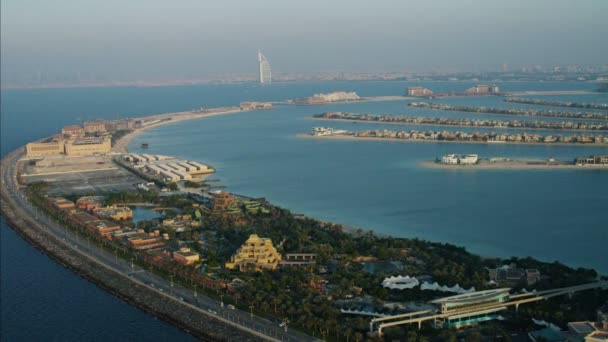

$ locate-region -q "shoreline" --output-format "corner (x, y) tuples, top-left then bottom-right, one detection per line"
(309, 117), (606, 133)
(113, 108), (244, 153)
(418, 159), (608, 171)
(297, 133), (608, 147)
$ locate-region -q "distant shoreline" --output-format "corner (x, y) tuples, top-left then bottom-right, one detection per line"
(418, 159), (608, 171)
(297, 133), (608, 147)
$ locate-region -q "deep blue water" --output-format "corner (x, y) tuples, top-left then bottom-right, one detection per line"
(1, 81), (607, 340)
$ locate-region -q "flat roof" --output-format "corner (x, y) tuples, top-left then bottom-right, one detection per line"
(568, 321), (597, 334)
(431, 288), (511, 305)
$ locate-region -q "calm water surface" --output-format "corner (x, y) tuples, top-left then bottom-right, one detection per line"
(1, 81), (606, 340)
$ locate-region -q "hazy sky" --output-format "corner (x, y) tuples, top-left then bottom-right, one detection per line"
(2, 0), (607, 82)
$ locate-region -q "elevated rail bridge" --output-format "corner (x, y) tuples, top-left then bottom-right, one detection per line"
(370, 281), (608, 336)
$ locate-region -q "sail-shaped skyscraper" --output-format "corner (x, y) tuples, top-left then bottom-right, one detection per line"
(258, 50), (272, 84)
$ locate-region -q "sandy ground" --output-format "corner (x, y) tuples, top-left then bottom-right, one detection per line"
(418, 159), (608, 170)
(297, 133), (608, 147)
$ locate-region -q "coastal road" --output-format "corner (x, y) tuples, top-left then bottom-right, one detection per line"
(1, 148), (317, 342)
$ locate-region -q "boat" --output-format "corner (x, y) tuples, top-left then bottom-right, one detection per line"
(141, 143), (149, 148)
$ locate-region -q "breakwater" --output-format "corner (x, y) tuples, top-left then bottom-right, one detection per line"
(315, 112), (608, 132)
(504, 97), (608, 110)
(409, 102), (608, 121)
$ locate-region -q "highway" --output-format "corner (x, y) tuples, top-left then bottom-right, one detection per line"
(1, 148), (317, 342)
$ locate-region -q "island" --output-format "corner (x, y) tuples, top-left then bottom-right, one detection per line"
(313, 111), (608, 131)
(289, 91), (361, 105)
(409, 102), (608, 121)
(419, 154), (608, 170)
(302, 127), (608, 146)
(504, 97), (608, 110)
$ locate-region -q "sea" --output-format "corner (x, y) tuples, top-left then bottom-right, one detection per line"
(2, 81), (607, 340)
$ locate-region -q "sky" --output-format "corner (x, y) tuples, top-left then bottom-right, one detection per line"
(2, 0), (608, 83)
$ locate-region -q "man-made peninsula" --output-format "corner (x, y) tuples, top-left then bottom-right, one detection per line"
(419, 154), (608, 170)
(314, 111), (608, 131)
(504, 97), (608, 110)
(304, 127), (608, 146)
(289, 91), (361, 105)
(409, 102), (608, 121)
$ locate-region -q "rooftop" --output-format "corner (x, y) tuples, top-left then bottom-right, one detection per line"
(430, 288), (511, 305)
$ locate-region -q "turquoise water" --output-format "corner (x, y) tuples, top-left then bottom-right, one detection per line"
(1, 81), (607, 340)
(126, 88), (608, 273)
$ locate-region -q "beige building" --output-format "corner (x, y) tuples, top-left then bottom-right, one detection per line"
(173, 247), (200, 265)
(407, 87), (434, 97)
(25, 136), (111, 157)
(25, 141), (65, 157)
(465, 84), (500, 95)
(84, 121), (107, 134)
(225, 234), (282, 271)
(61, 125), (84, 137)
(64, 137), (111, 156)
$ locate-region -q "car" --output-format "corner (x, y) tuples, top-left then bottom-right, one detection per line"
(227, 304), (235, 310)
(207, 309), (217, 315)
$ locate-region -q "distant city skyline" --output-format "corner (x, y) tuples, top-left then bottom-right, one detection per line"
(2, 0), (608, 86)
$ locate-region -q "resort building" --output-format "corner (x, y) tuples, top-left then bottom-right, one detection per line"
(465, 84), (501, 95)
(85, 219), (121, 237)
(63, 137), (111, 156)
(488, 265), (541, 286)
(440, 154), (479, 165)
(173, 247), (200, 265)
(460, 154), (479, 165)
(76, 196), (105, 211)
(240, 102), (273, 111)
(25, 136), (111, 157)
(61, 125), (84, 138)
(212, 191), (238, 213)
(128, 231), (165, 250)
(282, 253), (317, 267)
(225, 234), (282, 271)
(92, 206), (133, 221)
(575, 155), (608, 165)
(50, 197), (75, 210)
(25, 141), (65, 157)
(258, 50), (272, 84)
(84, 121), (107, 134)
(441, 154), (460, 165)
(407, 87), (434, 97)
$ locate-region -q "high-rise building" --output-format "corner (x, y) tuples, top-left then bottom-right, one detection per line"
(258, 50), (272, 84)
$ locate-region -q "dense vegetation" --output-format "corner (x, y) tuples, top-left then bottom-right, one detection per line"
(27, 183), (607, 341)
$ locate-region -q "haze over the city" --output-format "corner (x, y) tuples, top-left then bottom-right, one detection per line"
(2, 0), (607, 84)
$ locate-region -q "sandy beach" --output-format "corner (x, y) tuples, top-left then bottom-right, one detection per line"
(297, 133), (608, 147)
(113, 107), (243, 153)
(418, 159), (608, 171)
